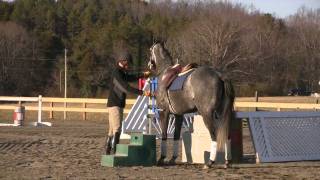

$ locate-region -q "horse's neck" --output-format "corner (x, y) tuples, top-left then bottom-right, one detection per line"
(161, 60), (172, 68)
(157, 69), (170, 85)
(156, 61), (172, 75)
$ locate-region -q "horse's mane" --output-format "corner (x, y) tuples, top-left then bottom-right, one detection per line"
(156, 43), (173, 64)
(161, 45), (173, 61)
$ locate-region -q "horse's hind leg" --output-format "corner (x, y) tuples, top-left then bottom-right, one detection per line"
(214, 111), (232, 169)
(225, 137), (232, 167)
(158, 110), (170, 165)
(169, 114), (183, 164)
(198, 111), (217, 168)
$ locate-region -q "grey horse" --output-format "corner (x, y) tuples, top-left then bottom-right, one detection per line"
(148, 43), (235, 168)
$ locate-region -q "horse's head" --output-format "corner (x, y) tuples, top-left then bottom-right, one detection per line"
(148, 43), (173, 74)
(147, 43), (158, 71)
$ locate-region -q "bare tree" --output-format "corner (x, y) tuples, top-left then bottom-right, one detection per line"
(0, 22), (41, 95)
(287, 8), (320, 91)
(167, 2), (250, 81)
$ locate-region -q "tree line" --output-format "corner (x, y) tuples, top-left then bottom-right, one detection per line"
(0, 0), (319, 97)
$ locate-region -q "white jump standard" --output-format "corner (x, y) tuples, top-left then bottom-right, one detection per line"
(0, 95), (52, 127)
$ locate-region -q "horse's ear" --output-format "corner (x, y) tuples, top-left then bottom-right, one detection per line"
(153, 39), (165, 47)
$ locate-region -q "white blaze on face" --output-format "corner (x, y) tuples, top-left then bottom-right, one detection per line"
(148, 45), (157, 70)
(152, 47), (157, 64)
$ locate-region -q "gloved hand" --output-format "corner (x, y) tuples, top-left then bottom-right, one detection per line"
(143, 91), (151, 97)
(143, 70), (152, 78)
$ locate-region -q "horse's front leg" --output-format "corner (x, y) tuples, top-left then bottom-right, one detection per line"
(158, 109), (170, 165)
(168, 114), (183, 165)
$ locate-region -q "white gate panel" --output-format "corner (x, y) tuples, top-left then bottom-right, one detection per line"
(243, 112), (320, 162)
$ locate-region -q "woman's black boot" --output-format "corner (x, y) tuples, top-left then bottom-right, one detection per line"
(110, 132), (120, 154)
(105, 136), (113, 155)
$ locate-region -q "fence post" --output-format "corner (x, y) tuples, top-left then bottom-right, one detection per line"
(82, 102), (86, 120)
(38, 95), (42, 124)
(64, 100), (67, 120)
(255, 91), (259, 111)
(49, 102), (53, 119)
(234, 105), (237, 111)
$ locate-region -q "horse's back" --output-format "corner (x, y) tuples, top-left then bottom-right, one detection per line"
(164, 66), (224, 114)
(189, 66), (223, 89)
(187, 66), (224, 112)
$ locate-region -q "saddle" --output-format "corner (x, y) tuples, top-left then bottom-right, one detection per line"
(161, 63), (198, 89)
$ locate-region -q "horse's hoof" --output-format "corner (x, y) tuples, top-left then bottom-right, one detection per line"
(203, 164), (210, 169)
(157, 156), (166, 166)
(168, 156), (177, 165)
(224, 160), (230, 169)
(203, 160), (214, 169)
(157, 159), (165, 166)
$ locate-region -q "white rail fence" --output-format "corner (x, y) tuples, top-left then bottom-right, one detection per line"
(2, 96), (320, 163)
(1, 96), (320, 122)
(0, 95), (51, 126)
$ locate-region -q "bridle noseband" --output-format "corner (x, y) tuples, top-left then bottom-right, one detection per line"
(148, 44), (171, 76)
(148, 45), (157, 71)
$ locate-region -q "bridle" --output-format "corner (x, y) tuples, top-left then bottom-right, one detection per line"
(148, 44), (169, 76)
(148, 44), (157, 70)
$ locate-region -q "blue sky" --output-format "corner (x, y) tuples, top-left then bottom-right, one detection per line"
(2, 0), (320, 18)
(227, 0), (320, 18)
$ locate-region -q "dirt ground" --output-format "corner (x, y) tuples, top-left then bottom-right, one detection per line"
(1, 116), (320, 180)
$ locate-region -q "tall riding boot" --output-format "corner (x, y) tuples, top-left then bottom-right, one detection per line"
(105, 136), (113, 155)
(110, 132), (120, 155)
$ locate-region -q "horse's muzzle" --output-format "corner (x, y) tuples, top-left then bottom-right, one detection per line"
(148, 60), (156, 71)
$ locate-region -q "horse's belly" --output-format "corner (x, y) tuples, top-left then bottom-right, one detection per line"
(168, 90), (196, 114)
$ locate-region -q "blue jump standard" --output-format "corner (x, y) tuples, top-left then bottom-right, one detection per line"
(101, 133), (156, 167)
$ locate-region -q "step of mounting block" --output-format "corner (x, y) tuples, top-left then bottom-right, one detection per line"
(101, 134), (156, 167)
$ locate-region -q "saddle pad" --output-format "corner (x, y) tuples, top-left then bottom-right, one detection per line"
(168, 69), (194, 91)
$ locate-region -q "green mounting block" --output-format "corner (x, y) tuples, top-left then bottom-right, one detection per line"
(101, 133), (156, 167)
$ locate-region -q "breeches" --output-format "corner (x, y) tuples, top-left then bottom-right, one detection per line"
(108, 106), (123, 136)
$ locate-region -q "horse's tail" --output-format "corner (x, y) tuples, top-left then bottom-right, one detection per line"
(216, 78), (235, 162)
